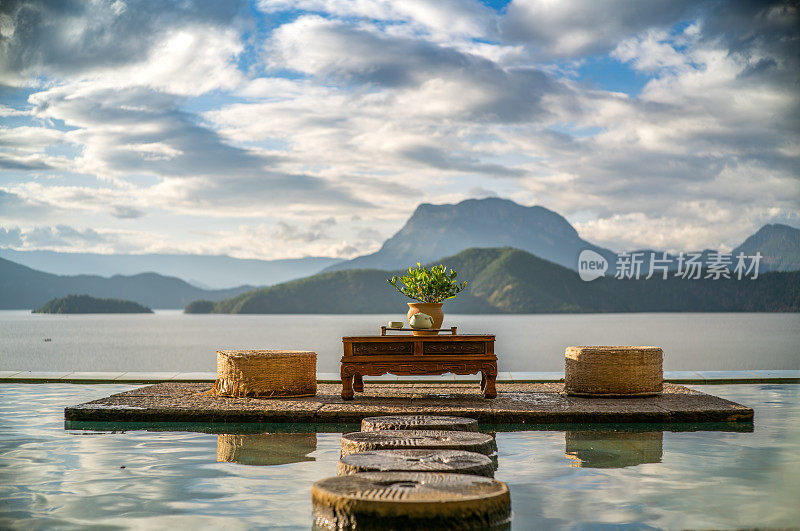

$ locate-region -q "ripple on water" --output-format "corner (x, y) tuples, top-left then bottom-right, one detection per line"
(0, 383), (798, 529)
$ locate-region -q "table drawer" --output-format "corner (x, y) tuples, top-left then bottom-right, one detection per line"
(352, 342), (413, 356)
(423, 341), (485, 355)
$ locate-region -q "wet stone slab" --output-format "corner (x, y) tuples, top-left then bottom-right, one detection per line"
(64, 382), (754, 425)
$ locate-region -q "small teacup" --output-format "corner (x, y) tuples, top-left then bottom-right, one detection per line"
(387, 321), (404, 328)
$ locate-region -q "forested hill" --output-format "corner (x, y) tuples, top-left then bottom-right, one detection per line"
(205, 247), (799, 314)
(0, 257), (254, 309)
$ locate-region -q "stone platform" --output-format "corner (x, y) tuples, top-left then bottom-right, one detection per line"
(64, 382), (753, 425)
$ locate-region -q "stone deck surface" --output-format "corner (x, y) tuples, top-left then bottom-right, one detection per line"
(65, 382), (753, 425)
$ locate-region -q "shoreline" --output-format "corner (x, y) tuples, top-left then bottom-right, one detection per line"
(2, 370), (798, 385)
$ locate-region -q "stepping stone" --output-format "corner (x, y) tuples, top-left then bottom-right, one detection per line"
(312, 472), (511, 530)
(340, 430), (496, 457)
(361, 415), (478, 432)
(338, 449), (494, 477)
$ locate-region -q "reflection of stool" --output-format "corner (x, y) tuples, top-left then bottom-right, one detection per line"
(565, 431), (663, 468)
(212, 350), (316, 398)
(217, 433), (317, 466)
(565, 346), (662, 397)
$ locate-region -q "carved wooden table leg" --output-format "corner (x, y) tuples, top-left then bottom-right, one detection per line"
(353, 374), (364, 392)
(341, 367), (355, 401)
(480, 372), (486, 392)
(482, 367), (497, 399)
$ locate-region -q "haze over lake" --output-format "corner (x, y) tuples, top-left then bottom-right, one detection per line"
(1, 311), (797, 373)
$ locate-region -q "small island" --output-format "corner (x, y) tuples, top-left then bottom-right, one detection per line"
(33, 294), (153, 314)
(184, 299), (215, 314)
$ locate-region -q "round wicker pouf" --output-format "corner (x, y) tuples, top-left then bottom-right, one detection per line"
(212, 350), (316, 398)
(361, 415), (478, 433)
(338, 449), (494, 477)
(311, 472), (511, 530)
(564, 346), (663, 397)
(340, 430), (496, 457)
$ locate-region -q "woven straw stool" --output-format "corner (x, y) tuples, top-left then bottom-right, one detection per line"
(212, 349), (316, 398)
(564, 346), (662, 397)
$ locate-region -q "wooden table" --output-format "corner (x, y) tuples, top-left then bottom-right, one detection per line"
(340, 332), (497, 400)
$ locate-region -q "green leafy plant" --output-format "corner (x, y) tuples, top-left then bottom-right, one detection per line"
(388, 263), (467, 303)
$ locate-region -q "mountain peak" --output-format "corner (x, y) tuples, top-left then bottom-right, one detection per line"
(413, 196), (519, 211)
(733, 223), (800, 271)
(327, 197), (608, 272)
(412, 196), (550, 214)
(404, 197), (578, 238)
(750, 223), (799, 237)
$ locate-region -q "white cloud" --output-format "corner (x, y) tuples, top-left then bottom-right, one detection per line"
(0, 126), (65, 147)
(0, 0), (249, 88)
(468, 186), (499, 199)
(0, 126), (70, 170)
(91, 26), (245, 96)
(20, 82), (370, 217)
(0, 226), (23, 246)
(612, 29), (693, 72)
(25, 224), (107, 247)
(111, 205), (145, 219)
(501, 0), (697, 59)
(190, 223), (379, 259)
(265, 15), (568, 125)
(0, 104), (30, 116)
(257, 0), (495, 41)
(0, 0), (796, 259)
(2, 182), (139, 220)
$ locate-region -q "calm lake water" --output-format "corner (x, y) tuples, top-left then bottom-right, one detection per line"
(0, 383), (798, 528)
(1, 311), (798, 372)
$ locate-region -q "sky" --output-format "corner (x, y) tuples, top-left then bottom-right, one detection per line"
(0, 0), (798, 259)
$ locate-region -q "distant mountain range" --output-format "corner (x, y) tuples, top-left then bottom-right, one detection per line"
(0, 249), (342, 289)
(0, 257), (255, 309)
(324, 198), (617, 273)
(1, 198), (797, 311)
(209, 247), (799, 314)
(326, 198), (800, 275)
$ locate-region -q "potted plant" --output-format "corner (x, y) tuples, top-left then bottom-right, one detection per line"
(388, 263), (467, 335)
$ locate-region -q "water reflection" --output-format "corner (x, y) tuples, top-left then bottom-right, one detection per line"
(564, 430), (663, 468)
(217, 433), (317, 466)
(65, 420), (360, 434)
(6, 384), (797, 528)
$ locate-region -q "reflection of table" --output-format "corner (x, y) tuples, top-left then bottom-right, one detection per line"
(340, 334), (497, 400)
